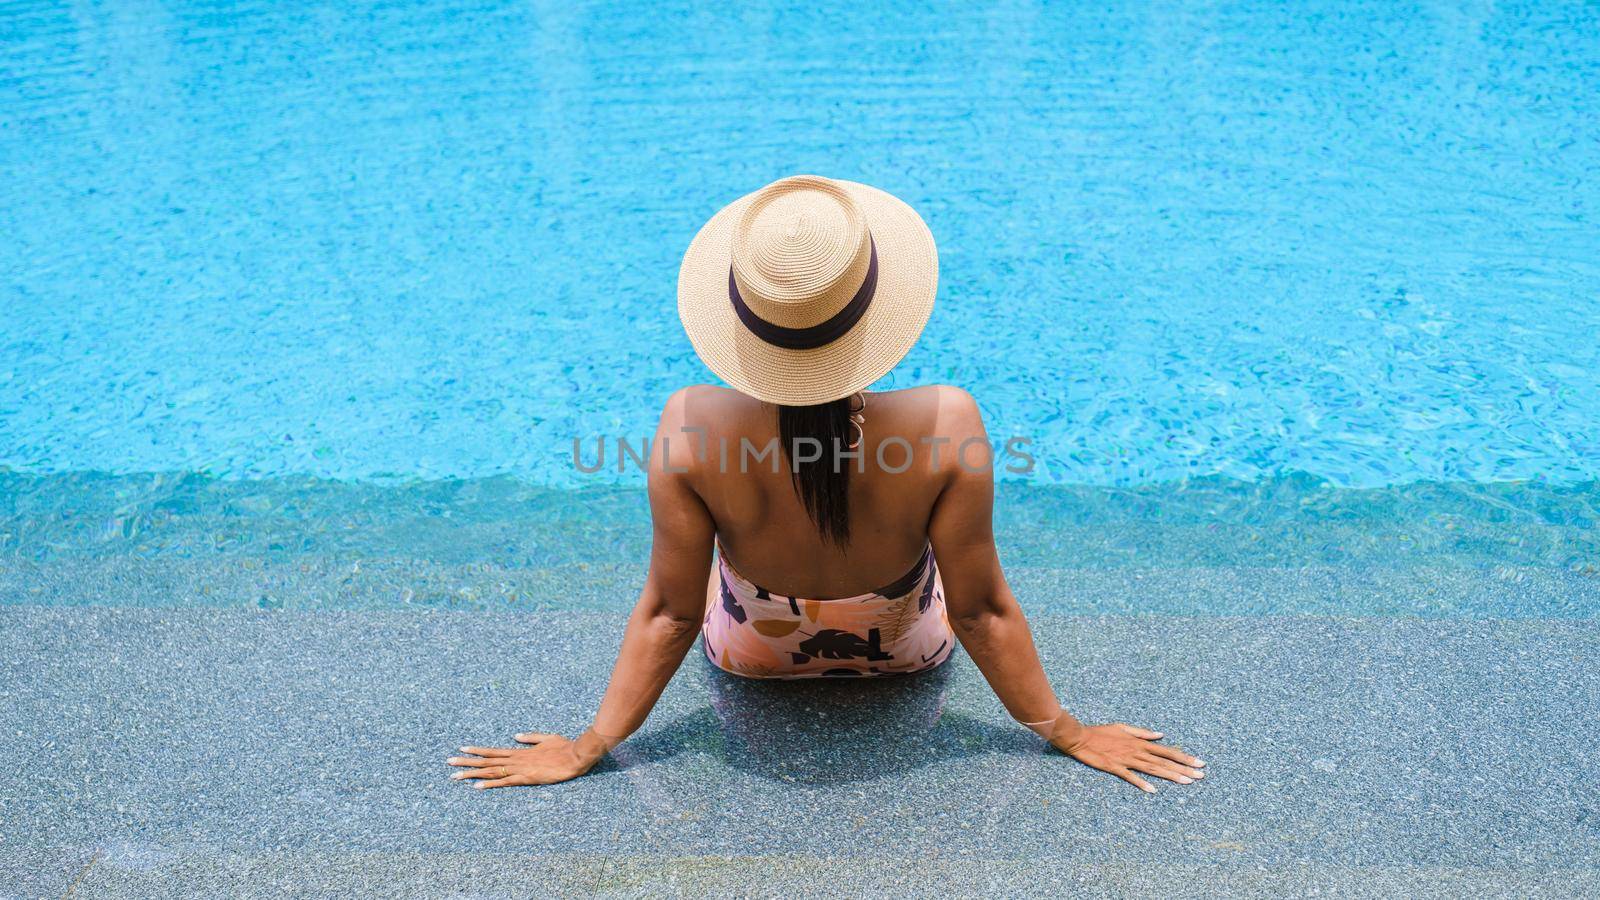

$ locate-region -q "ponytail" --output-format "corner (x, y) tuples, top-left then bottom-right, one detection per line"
(777, 397), (854, 546)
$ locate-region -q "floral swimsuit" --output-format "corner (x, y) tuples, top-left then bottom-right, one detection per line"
(701, 541), (956, 679)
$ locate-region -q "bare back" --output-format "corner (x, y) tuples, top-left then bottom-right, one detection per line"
(664, 384), (981, 600)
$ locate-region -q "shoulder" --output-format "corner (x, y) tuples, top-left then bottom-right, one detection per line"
(929, 385), (983, 432)
(865, 385), (990, 480)
(656, 384), (753, 434)
(873, 385), (985, 438)
(660, 384), (737, 417)
(652, 385), (754, 479)
(660, 384), (753, 416)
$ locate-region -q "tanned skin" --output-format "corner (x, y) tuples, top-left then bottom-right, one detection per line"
(448, 385), (1205, 793)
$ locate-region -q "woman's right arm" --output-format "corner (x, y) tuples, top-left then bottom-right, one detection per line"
(447, 389), (714, 788)
(579, 389), (717, 748)
(926, 388), (1206, 793)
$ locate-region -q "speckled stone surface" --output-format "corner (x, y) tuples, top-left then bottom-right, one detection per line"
(4, 608), (1597, 897)
(48, 854), (1600, 899)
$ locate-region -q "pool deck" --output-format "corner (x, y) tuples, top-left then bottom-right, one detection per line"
(4, 603), (1598, 898)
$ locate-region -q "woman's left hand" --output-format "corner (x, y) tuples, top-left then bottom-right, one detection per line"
(447, 731), (599, 789)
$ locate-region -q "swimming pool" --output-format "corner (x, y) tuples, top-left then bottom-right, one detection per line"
(8, 5), (1600, 895)
(2, 0), (1598, 604)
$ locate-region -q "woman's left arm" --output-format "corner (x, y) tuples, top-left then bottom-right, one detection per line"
(928, 387), (1205, 794)
(448, 390), (715, 789)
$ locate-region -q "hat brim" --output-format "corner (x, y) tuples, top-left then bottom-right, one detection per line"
(677, 180), (937, 406)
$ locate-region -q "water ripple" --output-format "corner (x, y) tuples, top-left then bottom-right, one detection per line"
(2, 0), (1598, 489)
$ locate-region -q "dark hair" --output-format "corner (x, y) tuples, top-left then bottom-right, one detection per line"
(778, 397), (855, 546)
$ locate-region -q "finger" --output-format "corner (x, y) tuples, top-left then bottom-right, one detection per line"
(447, 755), (509, 768)
(459, 746), (511, 757)
(514, 732), (560, 745)
(1143, 754), (1204, 779)
(474, 775), (528, 790)
(452, 766), (514, 781)
(1133, 756), (1197, 785)
(1145, 743), (1206, 768)
(1112, 766), (1156, 794)
(1117, 723), (1163, 740)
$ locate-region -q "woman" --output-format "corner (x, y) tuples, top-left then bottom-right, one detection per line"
(447, 175), (1205, 793)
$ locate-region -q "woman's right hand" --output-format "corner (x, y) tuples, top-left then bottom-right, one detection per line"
(1053, 722), (1206, 793)
(446, 729), (610, 790)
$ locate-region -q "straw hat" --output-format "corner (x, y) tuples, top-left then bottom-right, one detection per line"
(677, 175), (937, 406)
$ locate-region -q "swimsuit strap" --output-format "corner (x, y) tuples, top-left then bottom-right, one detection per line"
(869, 542), (935, 598)
(714, 537), (933, 600)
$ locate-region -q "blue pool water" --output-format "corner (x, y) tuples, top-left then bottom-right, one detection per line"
(2, 0), (1598, 604)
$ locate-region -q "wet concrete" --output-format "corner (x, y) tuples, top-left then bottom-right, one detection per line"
(3, 607), (1597, 897)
